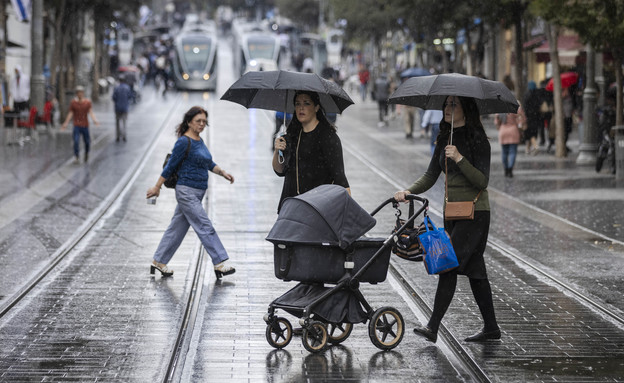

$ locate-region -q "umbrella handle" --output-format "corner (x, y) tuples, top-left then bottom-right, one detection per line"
(450, 108), (454, 145)
(276, 119), (287, 164)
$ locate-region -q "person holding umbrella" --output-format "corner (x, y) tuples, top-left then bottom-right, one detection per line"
(272, 90), (350, 213)
(394, 95), (501, 343)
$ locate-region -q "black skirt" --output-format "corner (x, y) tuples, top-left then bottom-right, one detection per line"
(444, 210), (490, 279)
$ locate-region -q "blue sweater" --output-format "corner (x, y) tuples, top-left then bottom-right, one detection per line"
(161, 136), (217, 190)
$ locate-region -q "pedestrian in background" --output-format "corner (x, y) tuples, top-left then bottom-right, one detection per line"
(388, 74), (398, 119)
(522, 81), (541, 154)
(373, 73), (390, 127)
(146, 106), (236, 279)
(421, 109), (443, 154)
(562, 87), (574, 155)
(61, 85), (99, 163)
(358, 65), (370, 101)
(272, 91), (350, 213)
(10, 65), (30, 113)
(394, 95), (500, 343)
(404, 105), (417, 139)
(112, 75), (132, 142)
(495, 105), (525, 178)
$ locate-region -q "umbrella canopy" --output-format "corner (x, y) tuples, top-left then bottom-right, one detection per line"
(266, 184), (376, 250)
(388, 73), (519, 115)
(545, 71), (579, 92)
(400, 67), (431, 79)
(220, 70), (354, 114)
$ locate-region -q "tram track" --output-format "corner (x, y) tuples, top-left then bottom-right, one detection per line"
(0, 95), (184, 319)
(0, 91), (214, 382)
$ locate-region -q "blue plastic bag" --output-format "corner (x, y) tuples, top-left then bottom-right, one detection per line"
(417, 216), (459, 274)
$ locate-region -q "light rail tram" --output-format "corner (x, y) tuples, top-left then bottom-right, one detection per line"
(231, 20), (280, 77)
(172, 22), (218, 91)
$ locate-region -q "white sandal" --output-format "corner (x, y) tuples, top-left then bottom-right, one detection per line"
(214, 261), (236, 279)
(150, 261), (173, 277)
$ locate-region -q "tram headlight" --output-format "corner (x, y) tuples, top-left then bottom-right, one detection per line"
(249, 60), (257, 67)
(182, 73), (190, 80)
(203, 73), (210, 80)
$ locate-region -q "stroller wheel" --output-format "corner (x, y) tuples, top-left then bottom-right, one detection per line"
(327, 322), (353, 344)
(368, 307), (405, 350)
(302, 321), (329, 353)
(266, 317), (293, 349)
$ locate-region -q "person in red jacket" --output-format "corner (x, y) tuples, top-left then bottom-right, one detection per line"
(61, 85), (100, 163)
(358, 65), (370, 101)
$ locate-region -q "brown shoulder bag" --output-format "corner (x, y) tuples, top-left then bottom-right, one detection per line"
(444, 156), (481, 221)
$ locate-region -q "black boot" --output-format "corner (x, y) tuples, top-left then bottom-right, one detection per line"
(508, 168), (513, 178)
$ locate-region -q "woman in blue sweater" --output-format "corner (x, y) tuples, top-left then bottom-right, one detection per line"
(147, 106), (236, 279)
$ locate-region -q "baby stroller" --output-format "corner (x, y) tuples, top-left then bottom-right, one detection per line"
(264, 185), (428, 353)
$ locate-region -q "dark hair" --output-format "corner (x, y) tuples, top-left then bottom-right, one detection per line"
(438, 96), (486, 145)
(177, 106), (207, 137)
(286, 91), (335, 133)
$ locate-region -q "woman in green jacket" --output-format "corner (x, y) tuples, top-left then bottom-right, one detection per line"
(394, 95), (500, 343)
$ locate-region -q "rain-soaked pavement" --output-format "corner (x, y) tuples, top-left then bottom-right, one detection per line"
(0, 36), (623, 382)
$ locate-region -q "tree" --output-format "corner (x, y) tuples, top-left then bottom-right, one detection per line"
(329, 0), (403, 44)
(275, 0), (320, 30)
(531, 0), (624, 159)
(45, 0), (140, 117)
(555, 0), (624, 126)
(530, 0), (574, 157)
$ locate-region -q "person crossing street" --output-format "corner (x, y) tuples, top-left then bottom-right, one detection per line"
(61, 85), (100, 163)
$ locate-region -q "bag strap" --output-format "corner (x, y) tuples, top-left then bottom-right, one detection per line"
(174, 136), (192, 174)
(296, 129), (302, 195)
(423, 215), (437, 232)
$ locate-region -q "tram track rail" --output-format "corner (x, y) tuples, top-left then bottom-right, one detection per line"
(0, 91), (211, 382)
(0, 95), (184, 319)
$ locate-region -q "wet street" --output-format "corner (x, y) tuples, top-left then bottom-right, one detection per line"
(0, 36), (623, 382)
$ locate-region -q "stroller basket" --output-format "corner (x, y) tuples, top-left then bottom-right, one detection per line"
(273, 237), (391, 284)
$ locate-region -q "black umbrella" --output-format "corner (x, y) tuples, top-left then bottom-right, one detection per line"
(220, 70), (354, 114)
(388, 73), (519, 115)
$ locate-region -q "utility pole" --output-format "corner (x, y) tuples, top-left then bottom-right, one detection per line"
(30, 0), (45, 113)
(0, 0), (6, 112)
(576, 44), (598, 166)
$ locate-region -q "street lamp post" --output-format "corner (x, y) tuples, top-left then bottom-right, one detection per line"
(576, 44), (598, 166)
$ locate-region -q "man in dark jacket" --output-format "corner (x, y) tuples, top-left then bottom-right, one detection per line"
(112, 76), (132, 142)
(373, 73), (390, 127)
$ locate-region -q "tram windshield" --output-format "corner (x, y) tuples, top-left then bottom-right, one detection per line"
(247, 36), (276, 60)
(181, 37), (212, 71)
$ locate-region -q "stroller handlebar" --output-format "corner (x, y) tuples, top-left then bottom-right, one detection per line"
(403, 194), (428, 203)
(369, 195), (428, 217)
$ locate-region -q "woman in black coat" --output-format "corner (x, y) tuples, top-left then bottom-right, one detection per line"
(272, 91), (350, 212)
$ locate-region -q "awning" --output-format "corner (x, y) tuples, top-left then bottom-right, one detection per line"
(533, 34), (584, 53)
(533, 34), (585, 66)
(523, 35), (546, 49)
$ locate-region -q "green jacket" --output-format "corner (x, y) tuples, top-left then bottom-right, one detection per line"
(407, 125), (490, 212)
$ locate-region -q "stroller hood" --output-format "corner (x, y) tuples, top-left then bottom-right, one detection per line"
(266, 185), (376, 250)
